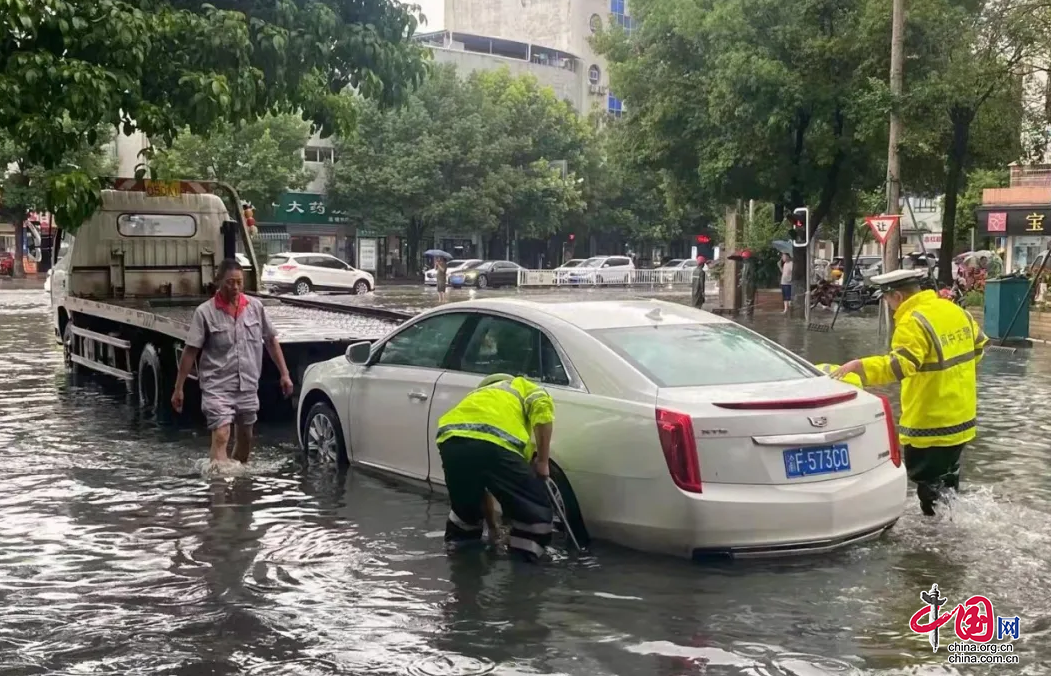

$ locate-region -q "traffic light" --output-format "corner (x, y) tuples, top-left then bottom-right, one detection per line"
(787, 207), (809, 247)
(694, 232), (715, 260)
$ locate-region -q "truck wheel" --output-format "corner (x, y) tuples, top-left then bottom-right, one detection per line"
(352, 279), (371, 295)
(138, 343), (169, 414)
(294, 278), (312, 295)
(303, 401), (348, 466)
(63, 322), (79, 373)
(549, 463), (589, 549)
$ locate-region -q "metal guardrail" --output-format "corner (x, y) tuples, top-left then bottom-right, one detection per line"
(518, 268), (697, 287)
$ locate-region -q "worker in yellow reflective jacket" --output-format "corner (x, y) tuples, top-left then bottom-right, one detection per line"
(832, 269), (987, 516)
(436, 373), (555, 561)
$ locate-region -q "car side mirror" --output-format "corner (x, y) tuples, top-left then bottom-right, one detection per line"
(346, 341), (372, 365)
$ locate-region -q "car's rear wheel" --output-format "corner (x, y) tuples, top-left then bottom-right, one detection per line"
(304, 401), (348, 467)
(476, 275), (488, 289)
(352, 279), (371, 295)
(294, 278), (312, 295)
(549, 463), (589, 548)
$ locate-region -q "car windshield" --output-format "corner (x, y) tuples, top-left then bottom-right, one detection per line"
(467, 261), (493, 271)
(266, 256), (289, 266)
(582, 257), (605, 267)
(561, 260), (583, 268)
(446, 259), (467, 268)
(662, 259), (684, 268)
(591, 323), (820, 387)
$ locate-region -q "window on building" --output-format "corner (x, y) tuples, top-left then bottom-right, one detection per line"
(304, 146), (336, 163)
(610, 0), (625, 14)
(588, 65), (601, 85)
(589, 13), (602, 32)
(909, 197), (938, 213)
(608, 94), (624, 118)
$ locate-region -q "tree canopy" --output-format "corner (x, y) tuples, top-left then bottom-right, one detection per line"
(1, 0), (430, 232)
(327, 65), (591, 270)
(149, 114), (316, 210)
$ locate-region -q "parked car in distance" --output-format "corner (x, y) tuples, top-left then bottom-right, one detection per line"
(565, 255), (635, 284)
(0, 251), (12, 276)
(448, 260), (522, 289)
(656, 258), (701, 282)
(424, 259), (482, 286)
(262, 252), (374, 296)
(297, 298), (907, 559)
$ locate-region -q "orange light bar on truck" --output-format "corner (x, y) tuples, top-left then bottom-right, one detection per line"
(110, 179), (212, 196)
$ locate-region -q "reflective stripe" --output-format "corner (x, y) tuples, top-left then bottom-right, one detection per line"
(912, 311), (945, 366)
(437, 422), (527, 451)
(890, 354), (905, 381)
(898, 419), (976, 438)
(508, 536), (545, 557)
(894, 347), (922, 369)
(448, 510), (482, 531)
(918, 350), (978, 372)
(510, 520), (553, 535)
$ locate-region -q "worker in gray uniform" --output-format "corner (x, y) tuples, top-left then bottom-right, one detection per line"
(690, 256), (707, 309)
(172, 258), (294, 465)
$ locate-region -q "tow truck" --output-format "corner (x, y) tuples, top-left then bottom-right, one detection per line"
(48, 178), (411, 413)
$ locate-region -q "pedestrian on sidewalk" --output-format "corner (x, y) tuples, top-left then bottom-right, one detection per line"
(779, 252), (793, 314)
(690, 255), (707, 309)
(437, 372), (555, 562)
(831, 269), (988, 516)
(171, 258), (294, 466)
(436, 257), (448, 303)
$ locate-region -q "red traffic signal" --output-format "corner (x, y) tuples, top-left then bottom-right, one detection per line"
(696, 234), (710, 244)
(568, 234), (575, 241)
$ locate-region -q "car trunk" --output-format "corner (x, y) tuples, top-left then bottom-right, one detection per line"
(655, 378), (895, 486)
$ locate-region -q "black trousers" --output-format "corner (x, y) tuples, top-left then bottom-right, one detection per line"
(903, 443), (964, 516)
(439, 436), (553, 560)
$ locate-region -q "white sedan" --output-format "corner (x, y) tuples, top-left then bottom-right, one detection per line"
(296, 298), (906, 559)
(424, 259), (482, 286)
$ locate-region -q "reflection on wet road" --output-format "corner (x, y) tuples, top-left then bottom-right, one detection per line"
(1, 288), (1048, 675)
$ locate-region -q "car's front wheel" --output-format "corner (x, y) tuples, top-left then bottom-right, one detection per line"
(352, 279), (371, 295)
(304, 401), (348, 466)
(476, 275), (488, 289)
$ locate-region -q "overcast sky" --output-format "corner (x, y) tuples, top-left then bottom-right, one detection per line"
(413, 0), (445, 31)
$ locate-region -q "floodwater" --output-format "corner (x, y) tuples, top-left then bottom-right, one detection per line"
(1, 287), (1049, 676)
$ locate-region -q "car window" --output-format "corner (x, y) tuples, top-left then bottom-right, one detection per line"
(684, 259), (698, 267)
(266, 256), (289, 266)
(456, 315), (568, 386)
(376, 313), (470, 369)
(582, 257), (604, 267)
(609, 258), (629, 267)
(591, 323), (820, 387)
(320, 257), (349, 270)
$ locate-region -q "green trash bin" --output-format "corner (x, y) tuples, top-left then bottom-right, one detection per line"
(983, 277), (1031, 341)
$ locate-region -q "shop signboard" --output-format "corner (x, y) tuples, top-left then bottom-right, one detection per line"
(358, 238), (378, 271)
(976, 206), (1051, 236)
(260, 192), (351, 225)
(921, 233), (942, 249)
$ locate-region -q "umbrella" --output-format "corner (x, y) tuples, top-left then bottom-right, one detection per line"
(771, 240), (793, 255)
(423, 249), (452, 259)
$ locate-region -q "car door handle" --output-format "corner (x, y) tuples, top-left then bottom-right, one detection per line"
(408, 391), (429, 402)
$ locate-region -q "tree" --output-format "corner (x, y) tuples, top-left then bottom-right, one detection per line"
(0, 128), (117, 277)
(149, 114), (316, 209)
(1, 0), (429, 233)
(327, 65), (589, 271)
(593, 0), (895, 294)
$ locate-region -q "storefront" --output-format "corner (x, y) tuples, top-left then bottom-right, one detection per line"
(976, 205), (1046, 272)
(257, 191), (353, 262)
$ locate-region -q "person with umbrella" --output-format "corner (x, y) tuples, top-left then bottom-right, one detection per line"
(425, 250), (452, 303)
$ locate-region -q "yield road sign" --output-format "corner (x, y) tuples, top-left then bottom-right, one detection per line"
(865, 215), (901, 245)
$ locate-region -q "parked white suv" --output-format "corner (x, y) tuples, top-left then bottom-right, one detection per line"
(424, 259), (482, 286)
(262, 252), (374, 295)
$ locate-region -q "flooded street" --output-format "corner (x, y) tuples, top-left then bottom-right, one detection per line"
(1, 286), (1049, 675)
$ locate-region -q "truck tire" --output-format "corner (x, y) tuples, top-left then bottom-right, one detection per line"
(303, 401), (349, 467)
(138, 342), (169, 414)
(63, 321), (79, 373)
(294, 278), (312, 295)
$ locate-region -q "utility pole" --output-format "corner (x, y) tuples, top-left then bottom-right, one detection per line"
(881, 0), (905, 338)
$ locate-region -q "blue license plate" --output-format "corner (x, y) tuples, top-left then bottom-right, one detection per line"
(783, 444), (851, 478)
(450, 275), (463, 284)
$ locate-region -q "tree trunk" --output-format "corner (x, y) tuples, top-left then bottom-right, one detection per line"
(12, 215), (26, 279)
(939, 108), (974, 287)
(406, 217), (423, 276)
(842, 208), (857, 283)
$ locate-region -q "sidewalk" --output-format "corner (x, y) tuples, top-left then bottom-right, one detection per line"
(0, 275), (46, 291)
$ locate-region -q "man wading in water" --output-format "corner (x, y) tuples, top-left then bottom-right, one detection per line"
(171, 259), (294, 466)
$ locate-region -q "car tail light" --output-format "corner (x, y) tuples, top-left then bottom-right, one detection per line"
(278, 263), (297, 271)
(876, 394), (902, 467)
(713, 391), (858, 410)
(656, 408), (702, 493)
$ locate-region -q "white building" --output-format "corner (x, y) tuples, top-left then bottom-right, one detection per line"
(444, 0), (631, 118)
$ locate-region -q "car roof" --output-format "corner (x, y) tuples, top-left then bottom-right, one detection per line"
(443, 298), (730, 331)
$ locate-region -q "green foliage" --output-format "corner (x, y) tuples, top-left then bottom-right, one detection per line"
(150, 114), (316, 209)
(963, 290), (984, 308)
(327, 65), (590, 269)
(1, 0), (430, 232)
(956, 169), (1008, 239)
